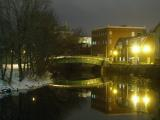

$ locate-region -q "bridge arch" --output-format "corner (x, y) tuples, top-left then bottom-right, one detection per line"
(49, 56), (107, 66)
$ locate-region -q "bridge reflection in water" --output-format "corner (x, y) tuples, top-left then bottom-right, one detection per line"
(50, 74), (156, 115)
(91, 75), (156, 115)
(49, 78), (103, 88)
(0, 74), (158, 120)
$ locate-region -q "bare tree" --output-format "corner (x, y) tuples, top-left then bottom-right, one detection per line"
(0, 0), (81, 82)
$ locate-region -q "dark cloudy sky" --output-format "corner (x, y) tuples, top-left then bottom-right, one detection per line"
(53, 0), (160, 33)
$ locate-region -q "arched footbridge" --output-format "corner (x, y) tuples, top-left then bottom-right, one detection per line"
(49, 56), (108, 66)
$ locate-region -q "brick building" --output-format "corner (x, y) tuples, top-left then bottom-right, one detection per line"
(115, 34), (155, 63)
(91, 25), (146, 58)
(114, 24), (160, 64)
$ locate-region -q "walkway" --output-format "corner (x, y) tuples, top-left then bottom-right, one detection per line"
(49, 56), (107, 65)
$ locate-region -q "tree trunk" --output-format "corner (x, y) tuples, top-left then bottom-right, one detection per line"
(29, 52), (34, 76)
(23, 55), (26, 73)
(26, 54), (29, 72)
(0, 57), (3, 80)
(18, 47), (23, 81)
(9, 51), (14, 83)
(1, 55), (7, 80)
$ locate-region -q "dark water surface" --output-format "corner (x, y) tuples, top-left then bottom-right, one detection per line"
(0, 73), (159, 120)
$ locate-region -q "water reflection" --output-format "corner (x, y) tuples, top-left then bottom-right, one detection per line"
(0, 87), (86, 120)
(91, 74), (157, 114)
(0, 74), (159, 120)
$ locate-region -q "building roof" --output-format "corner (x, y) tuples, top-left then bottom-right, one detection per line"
(116, 34), (149, 45)
(153, 23), (160, 32)
(92, 25), (146, 31)
(107, 25), (146, 29)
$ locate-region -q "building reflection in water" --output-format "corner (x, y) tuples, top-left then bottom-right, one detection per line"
(91, 74), (156, 114)
(0, 74), (158, 120)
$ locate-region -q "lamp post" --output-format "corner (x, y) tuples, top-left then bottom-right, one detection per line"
(126, 40), (129, 63)
(131, 44), (151, 64)
(131, 45), (140, 64)
(113, 50), (118, 62)
(142, 45), (151, 64)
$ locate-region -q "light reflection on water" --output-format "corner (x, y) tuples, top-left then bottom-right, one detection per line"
(0, 74), (159, 120)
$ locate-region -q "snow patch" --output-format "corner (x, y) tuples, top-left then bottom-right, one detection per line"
(0, 69), (53, 91)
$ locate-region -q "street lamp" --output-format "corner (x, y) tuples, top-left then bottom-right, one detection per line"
(143, 45), (151, 54)
(131, 94), (139, 106)
(143, 45), (151, 64)
(23, 50), (26, 54)
(32, 97), (36, 102)
(131, 45), (140, 54)
(113, 50), (118, 56)
(131, 45), (140, 64)
(143, 95), (150, 106)
(113, 89), (118, 95)
(113, 50), (118, 62)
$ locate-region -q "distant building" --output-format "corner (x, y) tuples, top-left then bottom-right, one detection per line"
(79, 37), (92, 47)
(91, 25), (146, 58)
(153, 23), (160, 63)
(78, 37), (92, 55)
(115, 34), (155, 63)
(114, 24), (160, 64)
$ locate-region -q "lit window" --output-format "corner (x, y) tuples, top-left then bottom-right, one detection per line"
(92, 41), (96, 45)
(126, 40), (128, 45)
(109, 31), (112, 35)
(131, 32), (135, 37)
(110, 50), (112, 55)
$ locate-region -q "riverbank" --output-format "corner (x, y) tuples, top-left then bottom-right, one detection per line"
(0, 71), (53, 99)
(104, 63), (160, 79)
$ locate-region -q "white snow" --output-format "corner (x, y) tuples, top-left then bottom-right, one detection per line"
(0, 68), (53, 91)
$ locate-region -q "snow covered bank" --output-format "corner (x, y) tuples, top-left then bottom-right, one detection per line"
(0, 69), (53, 91)
(11, 75), (53, 90)
(0, 67), (54, 100)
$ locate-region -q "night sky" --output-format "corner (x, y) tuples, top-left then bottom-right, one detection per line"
(53, 0), (160, 34)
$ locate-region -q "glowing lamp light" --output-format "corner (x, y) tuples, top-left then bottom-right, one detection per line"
(32, 97), (36, 102)
(143, 45), (151, 53)
(143, 96), (150, 105)
(113, 50), (118, 56)
(131, 95), (139, 105)
(23, 50), (26, 54)
(110, 87), (112, 91)
(113, 89), (118, 94)
(131, 45), (140, 54)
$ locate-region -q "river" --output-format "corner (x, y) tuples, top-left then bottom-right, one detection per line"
(0, 68), (159, 120)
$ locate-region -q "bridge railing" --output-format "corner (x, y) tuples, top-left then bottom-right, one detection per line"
(50, 56), (105, 60)
(49, 56), (107, 65)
